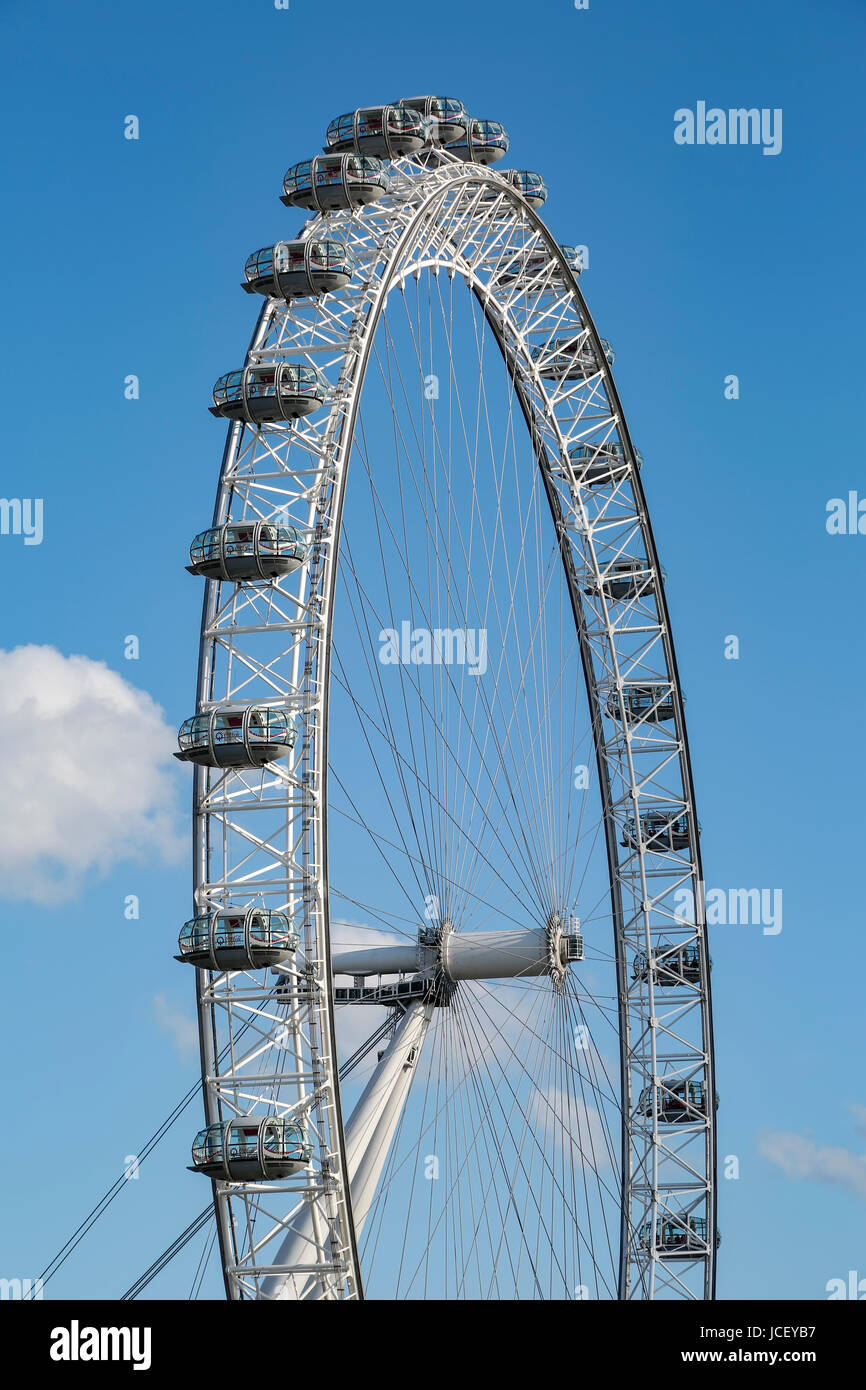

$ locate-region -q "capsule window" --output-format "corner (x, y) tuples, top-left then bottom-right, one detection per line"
(196, 1128), (223, 1164)
(261, 1120), (280, 1156)
(227, 1123), (257, 1159)
(213, 371), (243, 406)
(248, 369), (276, 398)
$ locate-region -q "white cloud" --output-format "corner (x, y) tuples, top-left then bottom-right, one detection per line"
(758, 1126), (866, 1202)
(153, 992), (199, 1061)
(528, 1083), (613, 1174)
(847, 1103), (866, 1140)
(0, 645), (184, 904)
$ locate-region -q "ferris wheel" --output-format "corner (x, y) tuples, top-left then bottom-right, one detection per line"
(174, 96), (718, 1301)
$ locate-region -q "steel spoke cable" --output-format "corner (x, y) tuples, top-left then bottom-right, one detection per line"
(29, 1022), (251, 1295)
(120, 1207), (213, 1302)
(449, 981), (558, 1298)
(367, 289), (557, 912)
(392, 979), (553, 1298)
(457, 985), (608, 1298)
(328, 662), (560, 931)
(189, 1219), (219, 1301)
(330, 544), (559, 923)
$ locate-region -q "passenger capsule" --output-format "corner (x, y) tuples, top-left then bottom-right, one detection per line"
(621, 811), (692, 853)
(606, 683), (676, 724)
(565, 441), (643, 487)
(532, 336), (614, 381)
(638, 1077), (712, 1125)
(243, 239), (355, 300)
(502, 170), (549, 207)
(325, 105), (430, 158)
(638, 1212), (719, 1257)
(176, 909), (298, 970)
(210, 363), (327, 424)
(633, 941), (705, 987)
(559, 245), (585, 277)
(498, 243), (583, 282)
(186, 522), (308, 582)
(585, 558), (657, 601)
(395, 95), (468, 145)
(175, 707), (296, 768)
(190, 1117), (311, 1181)
(281, 154), (391, 212)
(449, 119), (509, 164)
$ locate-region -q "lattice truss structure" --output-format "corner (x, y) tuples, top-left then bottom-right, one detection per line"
(187, 142), (717, 1301)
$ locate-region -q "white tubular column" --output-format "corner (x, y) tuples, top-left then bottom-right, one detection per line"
(333, 926), (569, 985)
(262, 928), (570, 1297)
(442, 927), (553, 981)
(344, 1000), (432, 1230)
(331, 944), (422, 976)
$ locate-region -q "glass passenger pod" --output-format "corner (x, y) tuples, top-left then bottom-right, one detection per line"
(566, 440), (643, 486)
(395, 95), (468, 146)
(190, 1117), (311, 1181)
(559, 245), (584, 277)
(501, 243), (584, 282)
(606, 683), (676, 724)
(187, 521), (308, 582)
(502, 169), (548, 207)
(638, 1077), (712, 1123)
(532, 336), (614, 381)
(449, 119), (510, 165)
(638, 1213), (719, 1257)
(621, 810), (691, 853)
(177, 909), (299, 970)
(280, 154), (391, 212)
(325, 105), (430, 158)
(633, 941), (705, 987)
(175, 707), (296, 768)
(210, 363), (327, 424)
(242, 239), (355, 299)
(586, 557), (655, 600)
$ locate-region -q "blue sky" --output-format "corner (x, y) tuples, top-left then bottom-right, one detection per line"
(0, 0), (864, 1300)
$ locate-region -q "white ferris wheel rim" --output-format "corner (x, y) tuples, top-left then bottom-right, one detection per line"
(185, 134), (717, 1302)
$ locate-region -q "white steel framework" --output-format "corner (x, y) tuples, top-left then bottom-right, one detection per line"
(183, 132), (717, 1301)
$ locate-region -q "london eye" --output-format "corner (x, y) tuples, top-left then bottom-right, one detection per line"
(175, 96), (718, 1301)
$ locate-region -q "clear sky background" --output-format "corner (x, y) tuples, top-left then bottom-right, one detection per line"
(0, 0), (864, 1300)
